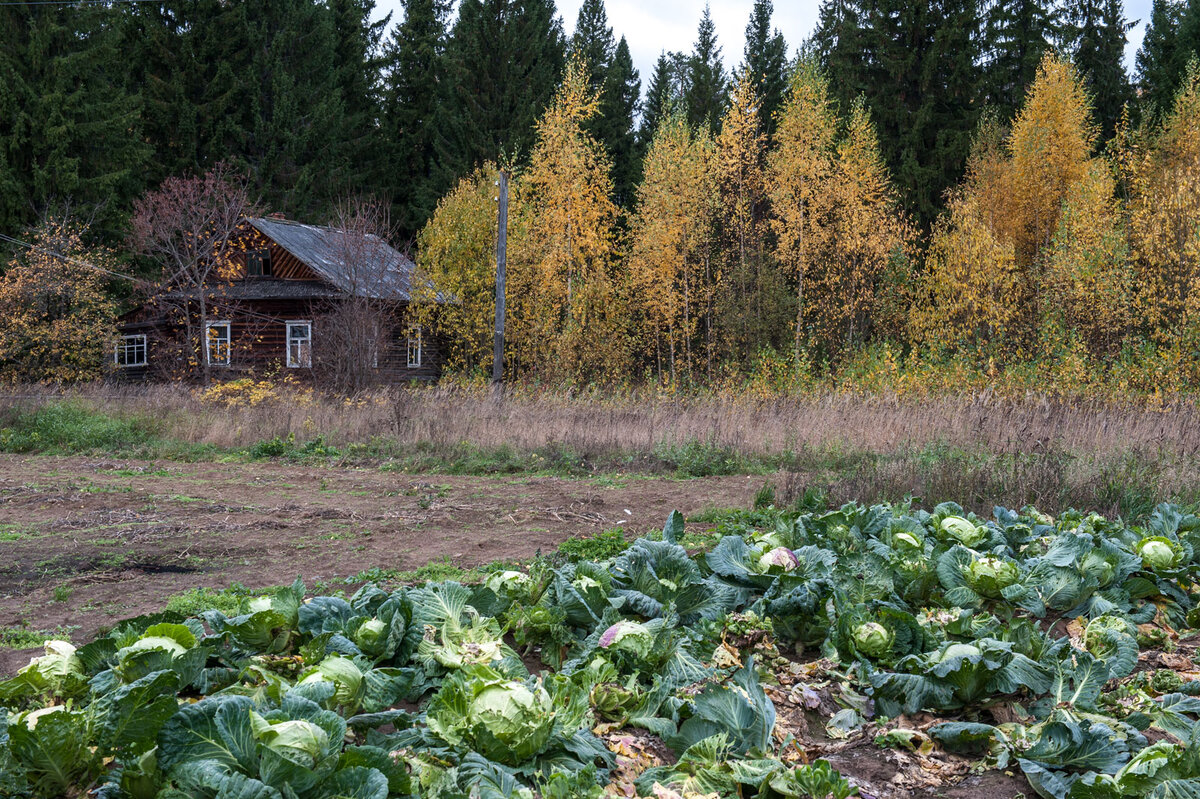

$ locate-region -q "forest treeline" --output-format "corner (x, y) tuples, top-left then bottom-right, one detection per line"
(2, 0), (1200, 393)
(411, 50), (1200, 395)
(2, 0), (1197, 240)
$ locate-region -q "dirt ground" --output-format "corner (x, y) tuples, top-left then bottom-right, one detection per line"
(0, 454), (761, 675)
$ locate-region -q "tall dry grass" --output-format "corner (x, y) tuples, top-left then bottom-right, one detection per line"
(2, 383), (1199, 458)
(2, 383), (1199, 516)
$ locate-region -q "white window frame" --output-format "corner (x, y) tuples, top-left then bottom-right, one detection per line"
(205, 321), (231, 366)
(406, 325), (422, 368)
(114, 334), (147, 368)
(286, 320), (312, 368)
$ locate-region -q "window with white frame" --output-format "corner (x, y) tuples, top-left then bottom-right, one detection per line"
(114, 334), (147, 367)
(286, 321), (312, 368)
(406, 325), (422, 368)
(205, 321), (231, 366)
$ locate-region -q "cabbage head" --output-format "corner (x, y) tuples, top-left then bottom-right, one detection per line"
(940, 516), (987, 547)
(13, 641), (85, 699)
(757, 547), (800, 573)
(1136, 536), (1181, 572)
(427, 666), (556, 765)
(249, 712), (330, 768)
(598, 621), (653, 658)
(853, 622), (894, 659)
(353, 618), (388, 656)
(485, 570), (531, 595)
(298, 656), (364, 709)
(965, 555), (1020, 598)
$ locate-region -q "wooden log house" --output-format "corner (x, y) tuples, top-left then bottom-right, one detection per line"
(116, 214), (445, 382)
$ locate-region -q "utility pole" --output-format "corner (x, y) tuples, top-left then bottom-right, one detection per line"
(492, 170), (508, 387)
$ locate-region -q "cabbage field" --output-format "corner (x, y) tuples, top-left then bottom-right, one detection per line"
(3, 501), (1200, 798)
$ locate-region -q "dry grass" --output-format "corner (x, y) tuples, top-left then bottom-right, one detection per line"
(2, 383), (1200, 516)
(4, 383), (1193, 455)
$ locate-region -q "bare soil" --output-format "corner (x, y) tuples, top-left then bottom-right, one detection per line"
(0, 454), (760, 675)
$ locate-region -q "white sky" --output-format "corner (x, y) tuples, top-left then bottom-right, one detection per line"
(376, 1), (1154, 91)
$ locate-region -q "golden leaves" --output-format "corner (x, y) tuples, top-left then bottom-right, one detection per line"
(0, 218), (117, 383)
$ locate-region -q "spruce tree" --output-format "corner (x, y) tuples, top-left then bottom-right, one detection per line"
(433, 0), (565, 190)
(639, 51), (688, 147)
(567, 0), (640, 208)
(381, 0), (451, 237)
(569, 0), (615, 92)
(1136, 0), (1184, 118)
(600, 38), (642, 209)
(983, 0), (1061, 120)
(5, 3), (151, 236)
(818, 0), (984, 228)
(813, 0), (870, 105)
(742, 0), (789, 137)
(1063, 0), (1132, 139)
(329, 0), (389, 190)
(686, 5), (728, 134)
(242, 0), (344, 217)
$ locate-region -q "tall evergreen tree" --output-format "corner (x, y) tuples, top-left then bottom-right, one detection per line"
(1136, 0), (1185, 118)
(243, 0), (344, 217)
(328, 0), (390, 190)
(983, 0), (1061, 119)
(813, 0), (870, 104)
(432, 0), (565, 191)
(567, 1), (639, 208)
(381, 0), (451, 238)
(742, 0), (789, 137)
(817, 0), (985, 228)
(1062, 0), (1132, 139)
(639, 51), (688, 147)
(600, 37), (642, 209)
(569, 0), (615, 92)
(0, 3), (151, 237)
(686, 5), (728, 134)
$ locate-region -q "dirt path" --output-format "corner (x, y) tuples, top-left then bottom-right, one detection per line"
(0, 454), (761, 673)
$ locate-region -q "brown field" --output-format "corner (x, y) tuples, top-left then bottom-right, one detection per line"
(0, 453), (759, 675)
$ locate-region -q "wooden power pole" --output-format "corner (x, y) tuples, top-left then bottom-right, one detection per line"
(492, 170), (508, 386)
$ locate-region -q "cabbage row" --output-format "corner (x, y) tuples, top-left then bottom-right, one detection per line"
(3, 501), (1200, 798)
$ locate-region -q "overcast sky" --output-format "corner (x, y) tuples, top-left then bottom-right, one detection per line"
(377, 1), (1155, 91)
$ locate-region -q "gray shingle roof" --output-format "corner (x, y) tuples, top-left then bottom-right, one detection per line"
(248, 217), (424, 301)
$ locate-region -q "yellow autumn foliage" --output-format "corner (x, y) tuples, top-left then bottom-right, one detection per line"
(1002, 54), (1096, 267)
(768, 59), (838, 360)
(1121, 61), (1200, 341)
(511, 55), (626, 383)
(413, 163), (508, 373)
(0, 219), (117, 383)
(627, 111), (716, 383)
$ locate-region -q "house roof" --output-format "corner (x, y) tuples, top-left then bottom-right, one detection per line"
(247, 217), (426, 301)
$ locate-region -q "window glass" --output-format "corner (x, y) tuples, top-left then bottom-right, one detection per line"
(407, 325), (422, 368)
(115, 334), (147, 367)
(206, 322), (231, 366)
(287, 321), (311, 368)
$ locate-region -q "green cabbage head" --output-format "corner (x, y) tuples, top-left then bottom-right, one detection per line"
(354, 618), (387, 655)
(249, 712), (330, 767)
(940, 516), (987, 547)
(485, 570), (531, 595)
(18, 641), (84, 695)
(1136, 536), (1180, 571)
(853, 622), (894, 658)
(428, 667), (556, 765)
(298, 656), (364, 708)
(965, 555), (1020, 598)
